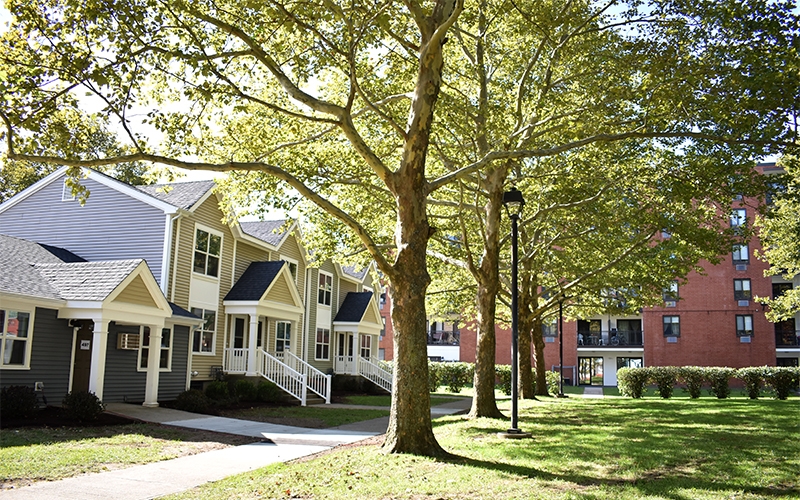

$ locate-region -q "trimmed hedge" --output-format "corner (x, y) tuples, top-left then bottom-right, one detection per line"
(617, 366), (800, 400)
(62, 391), (105, 421)
(174, 389), (211, 413)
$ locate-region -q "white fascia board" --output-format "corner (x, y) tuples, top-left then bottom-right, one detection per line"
(0, 166), (71, 214)
(167, 315), (205, 327)
(187, 187), (217, 213)
(224, 301), (303, 322)
(0, 293), (65, 310)
(229, 224), (279, 252)
(262, 265), (304, 309)
(104, 261), (172, 314)
(281, 221), (309, 266)
(333, 321), (362, 331)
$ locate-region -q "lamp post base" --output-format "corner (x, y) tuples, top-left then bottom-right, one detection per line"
(497, 429), (532, 439)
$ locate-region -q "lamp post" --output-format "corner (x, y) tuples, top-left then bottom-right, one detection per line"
(502, 187), (526, 436)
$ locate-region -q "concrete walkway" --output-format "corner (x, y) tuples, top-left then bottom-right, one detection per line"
(2, 397), (472, 500)
(582, 387), (604, 398)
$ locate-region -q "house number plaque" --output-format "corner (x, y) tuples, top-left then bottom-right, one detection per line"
(80, 340), (91, 350)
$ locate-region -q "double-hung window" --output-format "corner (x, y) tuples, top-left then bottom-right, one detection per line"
(663, 281), (679, 303)
(191, 308), (216, 354)
(318, 273), (332, 306)
(276, 322), (291, 352)
(730, 209), (746, 231)
(315, 328), (330, 360)
(736, 315), (754, 337)
(732, 244), (749, 264)
(1, 310), (32, 368)
(663, 316), (680, 337)
(734, 279), (752, 300)
(193, 228), (222, 277)
(360, 335), (372, 359)
(139, 327), (172, 371)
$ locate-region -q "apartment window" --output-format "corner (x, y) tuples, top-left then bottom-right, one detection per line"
(0, 310), (32, 368)
(139, 327), (172, 371)
(318, 272), (332, 306)
(379, 293), (387, 309)
(663, 281), (679, 302)
(276, 321), (291, 352)
(663, 316), (680, 337)
(734, 279), (752, 300)
(190, 308), (216, 354)
(315, 328), (330, 360)
(193, 228), (222, 277)
(61, 180), (76, 201)
(732, 244), (749, 264)
(542, 321), (557, 337)
(281, 258), (298, 282)
(736, 315), (753, 337)
(360, 335), (372, 359)
(730, 209), (746, 229)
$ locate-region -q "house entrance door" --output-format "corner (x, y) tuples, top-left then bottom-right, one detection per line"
(336, 332), (355, 373)
(71, 322), (93, 393)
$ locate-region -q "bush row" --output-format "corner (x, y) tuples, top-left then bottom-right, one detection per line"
(617, 366), (800, 400)
(0, 386), (105, 421)
(495, 365), (561, 396)
(173, 378), (283, 413)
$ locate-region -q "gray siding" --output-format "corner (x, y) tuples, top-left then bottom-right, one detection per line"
(159, 325), (190, 400)
(0, 175), (168, 283)
(0, 307), (72, 403)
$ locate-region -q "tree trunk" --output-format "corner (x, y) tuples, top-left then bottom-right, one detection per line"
(518, 260), (535, 398)
(532, 316), (548, 396)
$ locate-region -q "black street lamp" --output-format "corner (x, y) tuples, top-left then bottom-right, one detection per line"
(502, 186), (529, 437)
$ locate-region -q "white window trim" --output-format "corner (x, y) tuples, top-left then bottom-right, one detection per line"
(61, 179), (76, 202)
(315, 327), (331, 361)
(190, 307), (217, 355)
(192, 224), (224, 279)
(318, 271), (333, 307)
(0, 307), (35, 370)
(360, 335), (372, 359)
(137, 326), (173, 373)
(733, 244), (750, 263)
(736, 315), (754, 337)
(275, 321), (292, 352)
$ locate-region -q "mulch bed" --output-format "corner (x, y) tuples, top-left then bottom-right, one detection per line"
(1, 406), (135, 430)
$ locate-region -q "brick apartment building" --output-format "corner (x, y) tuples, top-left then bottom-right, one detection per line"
(380, 164), (800, 386)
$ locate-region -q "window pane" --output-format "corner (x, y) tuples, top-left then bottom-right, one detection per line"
(141, 348), (149, 368)
(195, 230), (208, 252)
(142, 327), (151, 347)
(206, 256), (219, 277)
(159, 349), (169, 368)
(15, 312), (30, 338)
(161, 329), (171, 348)
(204, 311), (216, 331)
(4, 339), (26, 365)
(193, 252), (206, 273)
(208, 234), (221, 256)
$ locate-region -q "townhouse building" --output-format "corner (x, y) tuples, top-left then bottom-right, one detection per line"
(0, 167), (389, 406)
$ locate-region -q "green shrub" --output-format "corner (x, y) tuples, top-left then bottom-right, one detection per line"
(428, 362), (444, 392)
(204, 380), (230, 401)
(736, 367), (767, 399)
(440, 362), (473, 393)
(678, 366), (705, 399)
(257, 380), (283, 402)
(495, 364), (512, 395)
(617, 367), (650, 398)
(651, 366), (678, 399)
(545, 370), (561, 396)
(62, 391), (105, 421)
(764, 367), (800, 400)
(0, 385), (39, 419)
(233, 379), (258, 402)
(174, 389), (211, 413)
(706, 367), (735, 399)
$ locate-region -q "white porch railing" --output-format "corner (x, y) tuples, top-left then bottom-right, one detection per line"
(256, 349), (307, 406)
(334, 355), (357, 375)
(224, 348), (249, 373)
(358, 357), (392, 393)
(275, 351), (332, 404)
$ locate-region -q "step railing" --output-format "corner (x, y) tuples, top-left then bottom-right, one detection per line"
(256, 349), (307, 406)
(276, 351), (332, 403)
(224, 348), (249, 373)
(358, 357), (392, 393)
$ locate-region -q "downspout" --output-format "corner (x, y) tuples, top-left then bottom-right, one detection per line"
(170, 217), (182, 303)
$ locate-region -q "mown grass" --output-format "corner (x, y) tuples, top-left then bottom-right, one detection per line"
(0, 423), (253, 486)
(166, 396), (799, 500)
(218, 405), (389, 428)
(341, 394), (465, 407)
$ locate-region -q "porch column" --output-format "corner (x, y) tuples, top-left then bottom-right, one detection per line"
(143, 326), (163, 407)
(246, 314), (258, 376)
(352, 332), (360, 375)
(88, 319), (110, 401)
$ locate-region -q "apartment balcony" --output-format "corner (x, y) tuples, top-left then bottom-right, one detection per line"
(775, 330), (800, 347)
(578, 330), (643, 347)
(428, 329), (460, 346)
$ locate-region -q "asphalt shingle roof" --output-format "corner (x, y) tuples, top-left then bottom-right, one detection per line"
(239, 220), (290, 247)
(333, 291), (374, 323)
(170, 302), (201, 319)
(341, 264), (369, 281)
(0, 234), (65, 300)
(224, 261), (286, 301)
(34, 260), (143, 301)
(136, 180), (216, 210)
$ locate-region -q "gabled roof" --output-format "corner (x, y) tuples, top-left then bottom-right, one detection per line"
(341, 264), (370, 281)
(136, 180), (216, 210)
(224, 261), (286, 301)
(334, 291), (375, 322)
(239, 220), (291, 247)
(34, 260), (143, 301)
(0, 234), (66, 301)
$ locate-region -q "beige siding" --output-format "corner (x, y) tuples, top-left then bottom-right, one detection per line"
(339, 280), (358, 309)
(363, 303), (380, 325)
(113, 275), (157, 307)
(265, 275), (294, 305)
(305, 268), (318, 363)
(234, 242), (270, 283)
(279, 233), (306, 307)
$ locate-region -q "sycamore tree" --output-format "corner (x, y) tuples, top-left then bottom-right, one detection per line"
(758, 154), (800, 320)
(1, 0), (798, 455)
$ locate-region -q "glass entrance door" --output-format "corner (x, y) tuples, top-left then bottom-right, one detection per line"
(579, 357), (604, 386)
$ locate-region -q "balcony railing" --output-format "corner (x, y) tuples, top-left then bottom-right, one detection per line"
(775, 330), (800, 347)
(428, 330), (460, 346)
(578, 330), (643, 347)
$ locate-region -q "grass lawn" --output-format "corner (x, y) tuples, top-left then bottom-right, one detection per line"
(341, 394), (466, 407)
(218, 405), (389, 428)
(0, 423), (255, 488)
(165, 396), (799, 500)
